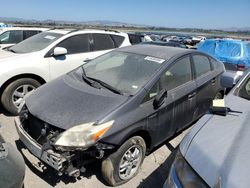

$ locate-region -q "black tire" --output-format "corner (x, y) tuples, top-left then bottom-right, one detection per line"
(101, 136), (146, 186)
(1, 78), (41, 115)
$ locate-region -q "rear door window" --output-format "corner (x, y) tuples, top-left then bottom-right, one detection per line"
(92, 33), (115, 51)
(57, 34), (90, 54)
(193, 55), (212, 77)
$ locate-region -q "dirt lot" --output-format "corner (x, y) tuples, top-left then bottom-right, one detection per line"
(0, 106), (188, 188)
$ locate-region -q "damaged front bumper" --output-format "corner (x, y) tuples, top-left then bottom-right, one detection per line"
(15, 117), (67, 172)
(15, 117), (115, 177)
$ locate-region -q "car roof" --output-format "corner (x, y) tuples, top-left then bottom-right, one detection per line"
(0, 27), (49, 31)
(115, 44), (193, 60)
(203, 39), (249, 44)
(45, 28), (125, 36)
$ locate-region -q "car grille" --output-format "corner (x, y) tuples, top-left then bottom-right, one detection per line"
(23, 112), (63, 146)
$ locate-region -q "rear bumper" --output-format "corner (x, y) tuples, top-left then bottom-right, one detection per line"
(14, 117), (66, 171)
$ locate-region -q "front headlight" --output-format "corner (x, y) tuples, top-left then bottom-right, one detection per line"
(54, 120), (114, 150)
(166, 149), (209, 188)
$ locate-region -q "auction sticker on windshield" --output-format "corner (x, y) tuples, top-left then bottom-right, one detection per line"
(145, 56), (165, 64)
(44, 35), (56, 40)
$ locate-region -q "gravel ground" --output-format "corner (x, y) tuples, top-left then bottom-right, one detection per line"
(0, 106), (189, 188)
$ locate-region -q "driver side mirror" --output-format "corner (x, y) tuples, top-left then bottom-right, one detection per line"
(153, 89), (168, 109)
(53, 47), (67, 56)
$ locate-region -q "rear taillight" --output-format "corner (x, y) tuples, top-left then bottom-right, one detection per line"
(237, 64), (245, 71)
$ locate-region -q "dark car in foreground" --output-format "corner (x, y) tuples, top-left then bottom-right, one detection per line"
(15, 45), (224, 186)
(0, 132), (25, 188)
(164, 69), (250, 188)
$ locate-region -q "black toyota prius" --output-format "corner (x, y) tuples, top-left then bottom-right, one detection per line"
(15, 45), (225, 186)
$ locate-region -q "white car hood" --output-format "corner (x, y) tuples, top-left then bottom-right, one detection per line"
(0, 49), (22, 60)
(0, 49), (37, 63)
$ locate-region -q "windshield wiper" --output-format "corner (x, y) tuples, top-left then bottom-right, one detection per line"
(81, 67), (101, 89)
(81, 67), (122, 95)
(88, 77), (123, 95)
(7, 48), (16, 53)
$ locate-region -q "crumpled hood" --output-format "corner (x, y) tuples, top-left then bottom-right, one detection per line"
(180, 95), (250, 188)
(26, 74), (128, 130)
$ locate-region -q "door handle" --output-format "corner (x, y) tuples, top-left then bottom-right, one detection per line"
(83, 58), (92, 63)
(188, 92), (196, 99)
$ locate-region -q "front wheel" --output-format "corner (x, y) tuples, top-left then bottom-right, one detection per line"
(1, 78), (41, 115)
(101, 136), (146, 186)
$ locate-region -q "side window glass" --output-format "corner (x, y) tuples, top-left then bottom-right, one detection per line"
(57, 34), (90, 54)
(23, 30), (39, 40)
(92, 34), (115, 51)
(160, 56), (192, 91)
(0, 31), (10, 43)
(110, 35), (125, 47)
(142, 82), (160, 103)
(8, 30), (22, 43)
(238, 76), (250, 100)
(0, 30), (22, 44)
(193, 55), (211, 77)
(128, 34), (141, 45)
(142, 56), (192, 103)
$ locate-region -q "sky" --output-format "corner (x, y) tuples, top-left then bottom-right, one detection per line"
(1, 0), (250, 29)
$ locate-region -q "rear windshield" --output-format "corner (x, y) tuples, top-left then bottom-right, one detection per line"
(216, 42), (241, 58)
(9, 31), (63, 53)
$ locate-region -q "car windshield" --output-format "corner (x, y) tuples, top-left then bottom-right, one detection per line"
(82, 51), (163, 95)
(9, 31), (63, 53)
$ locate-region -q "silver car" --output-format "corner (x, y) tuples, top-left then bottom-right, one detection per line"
(164, 68), (250, 188)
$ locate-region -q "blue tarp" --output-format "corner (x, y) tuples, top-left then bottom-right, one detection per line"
(198, 39), (250, 67)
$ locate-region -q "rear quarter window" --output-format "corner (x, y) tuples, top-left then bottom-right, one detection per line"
(110, 35), (125, 47)
(128, 34), (142, 45)
(92, 33), (115, 51)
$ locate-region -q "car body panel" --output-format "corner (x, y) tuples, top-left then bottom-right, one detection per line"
(0, 139), (25, 188)
(26, 73), (129, 129)
(179, 70), (250, 188)
(16, 45), (225, 177)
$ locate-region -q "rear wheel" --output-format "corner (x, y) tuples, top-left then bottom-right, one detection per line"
(1, 78), (41, 115)
(101, 136), (146, 186)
